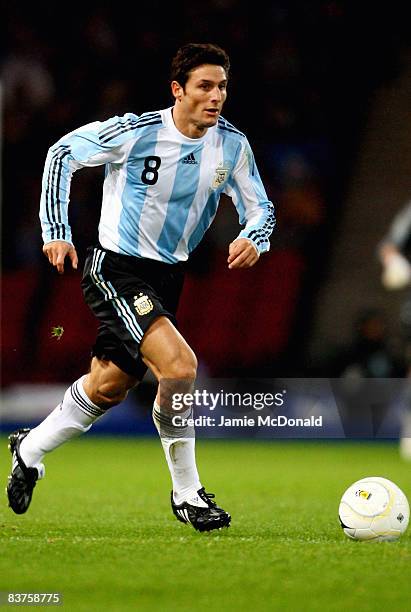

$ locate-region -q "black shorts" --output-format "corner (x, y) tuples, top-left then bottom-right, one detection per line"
(81, 245), (185, 379)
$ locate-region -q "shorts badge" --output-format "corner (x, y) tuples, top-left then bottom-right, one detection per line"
(134, 293), (153, 316)
(212, 163), (230, 189)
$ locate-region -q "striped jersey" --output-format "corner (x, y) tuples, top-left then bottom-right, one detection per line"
(40, 107), (275, 263)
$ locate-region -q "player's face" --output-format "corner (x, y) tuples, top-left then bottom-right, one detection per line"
(173, 64), (227, 135)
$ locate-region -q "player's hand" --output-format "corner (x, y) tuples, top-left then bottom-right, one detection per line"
(381, 253), (411, 290)
(378, 242), (411, 290)
(227, 238), (259, 269)
(379, 243), (401, 266)
(43, 240), (78, 275)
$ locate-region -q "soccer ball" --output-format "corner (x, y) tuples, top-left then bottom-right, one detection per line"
(338, 477), (409, 541)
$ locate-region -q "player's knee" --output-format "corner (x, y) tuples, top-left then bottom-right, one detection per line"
(93, 381), (129, 408)
(166, 352), (197, 381)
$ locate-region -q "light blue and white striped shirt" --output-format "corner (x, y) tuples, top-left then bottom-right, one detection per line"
(40, 107), (275, 263)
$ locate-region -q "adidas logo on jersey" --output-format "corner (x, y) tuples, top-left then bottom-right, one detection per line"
(182, 152), (198, 165)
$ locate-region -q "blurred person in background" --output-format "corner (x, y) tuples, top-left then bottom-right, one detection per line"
(378, 200), (411, 460)
(379, 201), (411, 292)
(6, 43), (275, 530)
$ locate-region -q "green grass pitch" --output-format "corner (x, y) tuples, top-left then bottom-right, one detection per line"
(1, 437), (410, 611)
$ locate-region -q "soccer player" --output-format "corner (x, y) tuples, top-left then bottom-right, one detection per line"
(7, 43), (275, 530)
(378, 200), (411, 460)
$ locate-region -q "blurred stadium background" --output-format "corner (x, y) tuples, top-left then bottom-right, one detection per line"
(2, 2), (411, 428)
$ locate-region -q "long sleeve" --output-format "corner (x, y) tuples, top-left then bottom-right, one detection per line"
(382, 201), (411, 250)
(223, 139), (276, 254)
(39, 113), (141, 245)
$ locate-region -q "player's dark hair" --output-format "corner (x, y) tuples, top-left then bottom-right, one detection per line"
(171, 43), (230, 88)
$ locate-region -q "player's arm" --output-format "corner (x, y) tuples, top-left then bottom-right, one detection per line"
(39, 113), (139, 273)
(227, 238), (259, 269)
(379, 242), (401, 263)
(378, 202), (411, 262)
(377, 201), (411, 289)
(224, 139), (276, 269)
(43, 241), (78, 275)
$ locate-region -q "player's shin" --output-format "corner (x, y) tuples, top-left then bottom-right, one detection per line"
(19, 375), (106, 468)
(152, 400), (201, 504)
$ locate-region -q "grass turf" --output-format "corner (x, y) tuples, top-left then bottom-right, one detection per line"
(0, 438), (410, 611)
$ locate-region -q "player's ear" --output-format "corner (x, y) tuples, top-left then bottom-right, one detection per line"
(171, 80), (184, 101)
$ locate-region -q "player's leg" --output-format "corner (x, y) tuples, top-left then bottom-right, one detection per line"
(8, 244), (154, 515)
(20, 356), (138, 465)
(400, 366), (411, 460)
(141, 316), (199, 499)
(7, 357), (139, 514)
(140, 316), (231, 531)
(400, 413), (411, 460)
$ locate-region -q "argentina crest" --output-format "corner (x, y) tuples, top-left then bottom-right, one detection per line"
(134, 293), (153, 316)
(212, 163), (230, 189)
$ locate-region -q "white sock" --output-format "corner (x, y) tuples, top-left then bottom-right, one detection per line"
(19, 376), (106, 468)
(152, 401), (202, 504)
